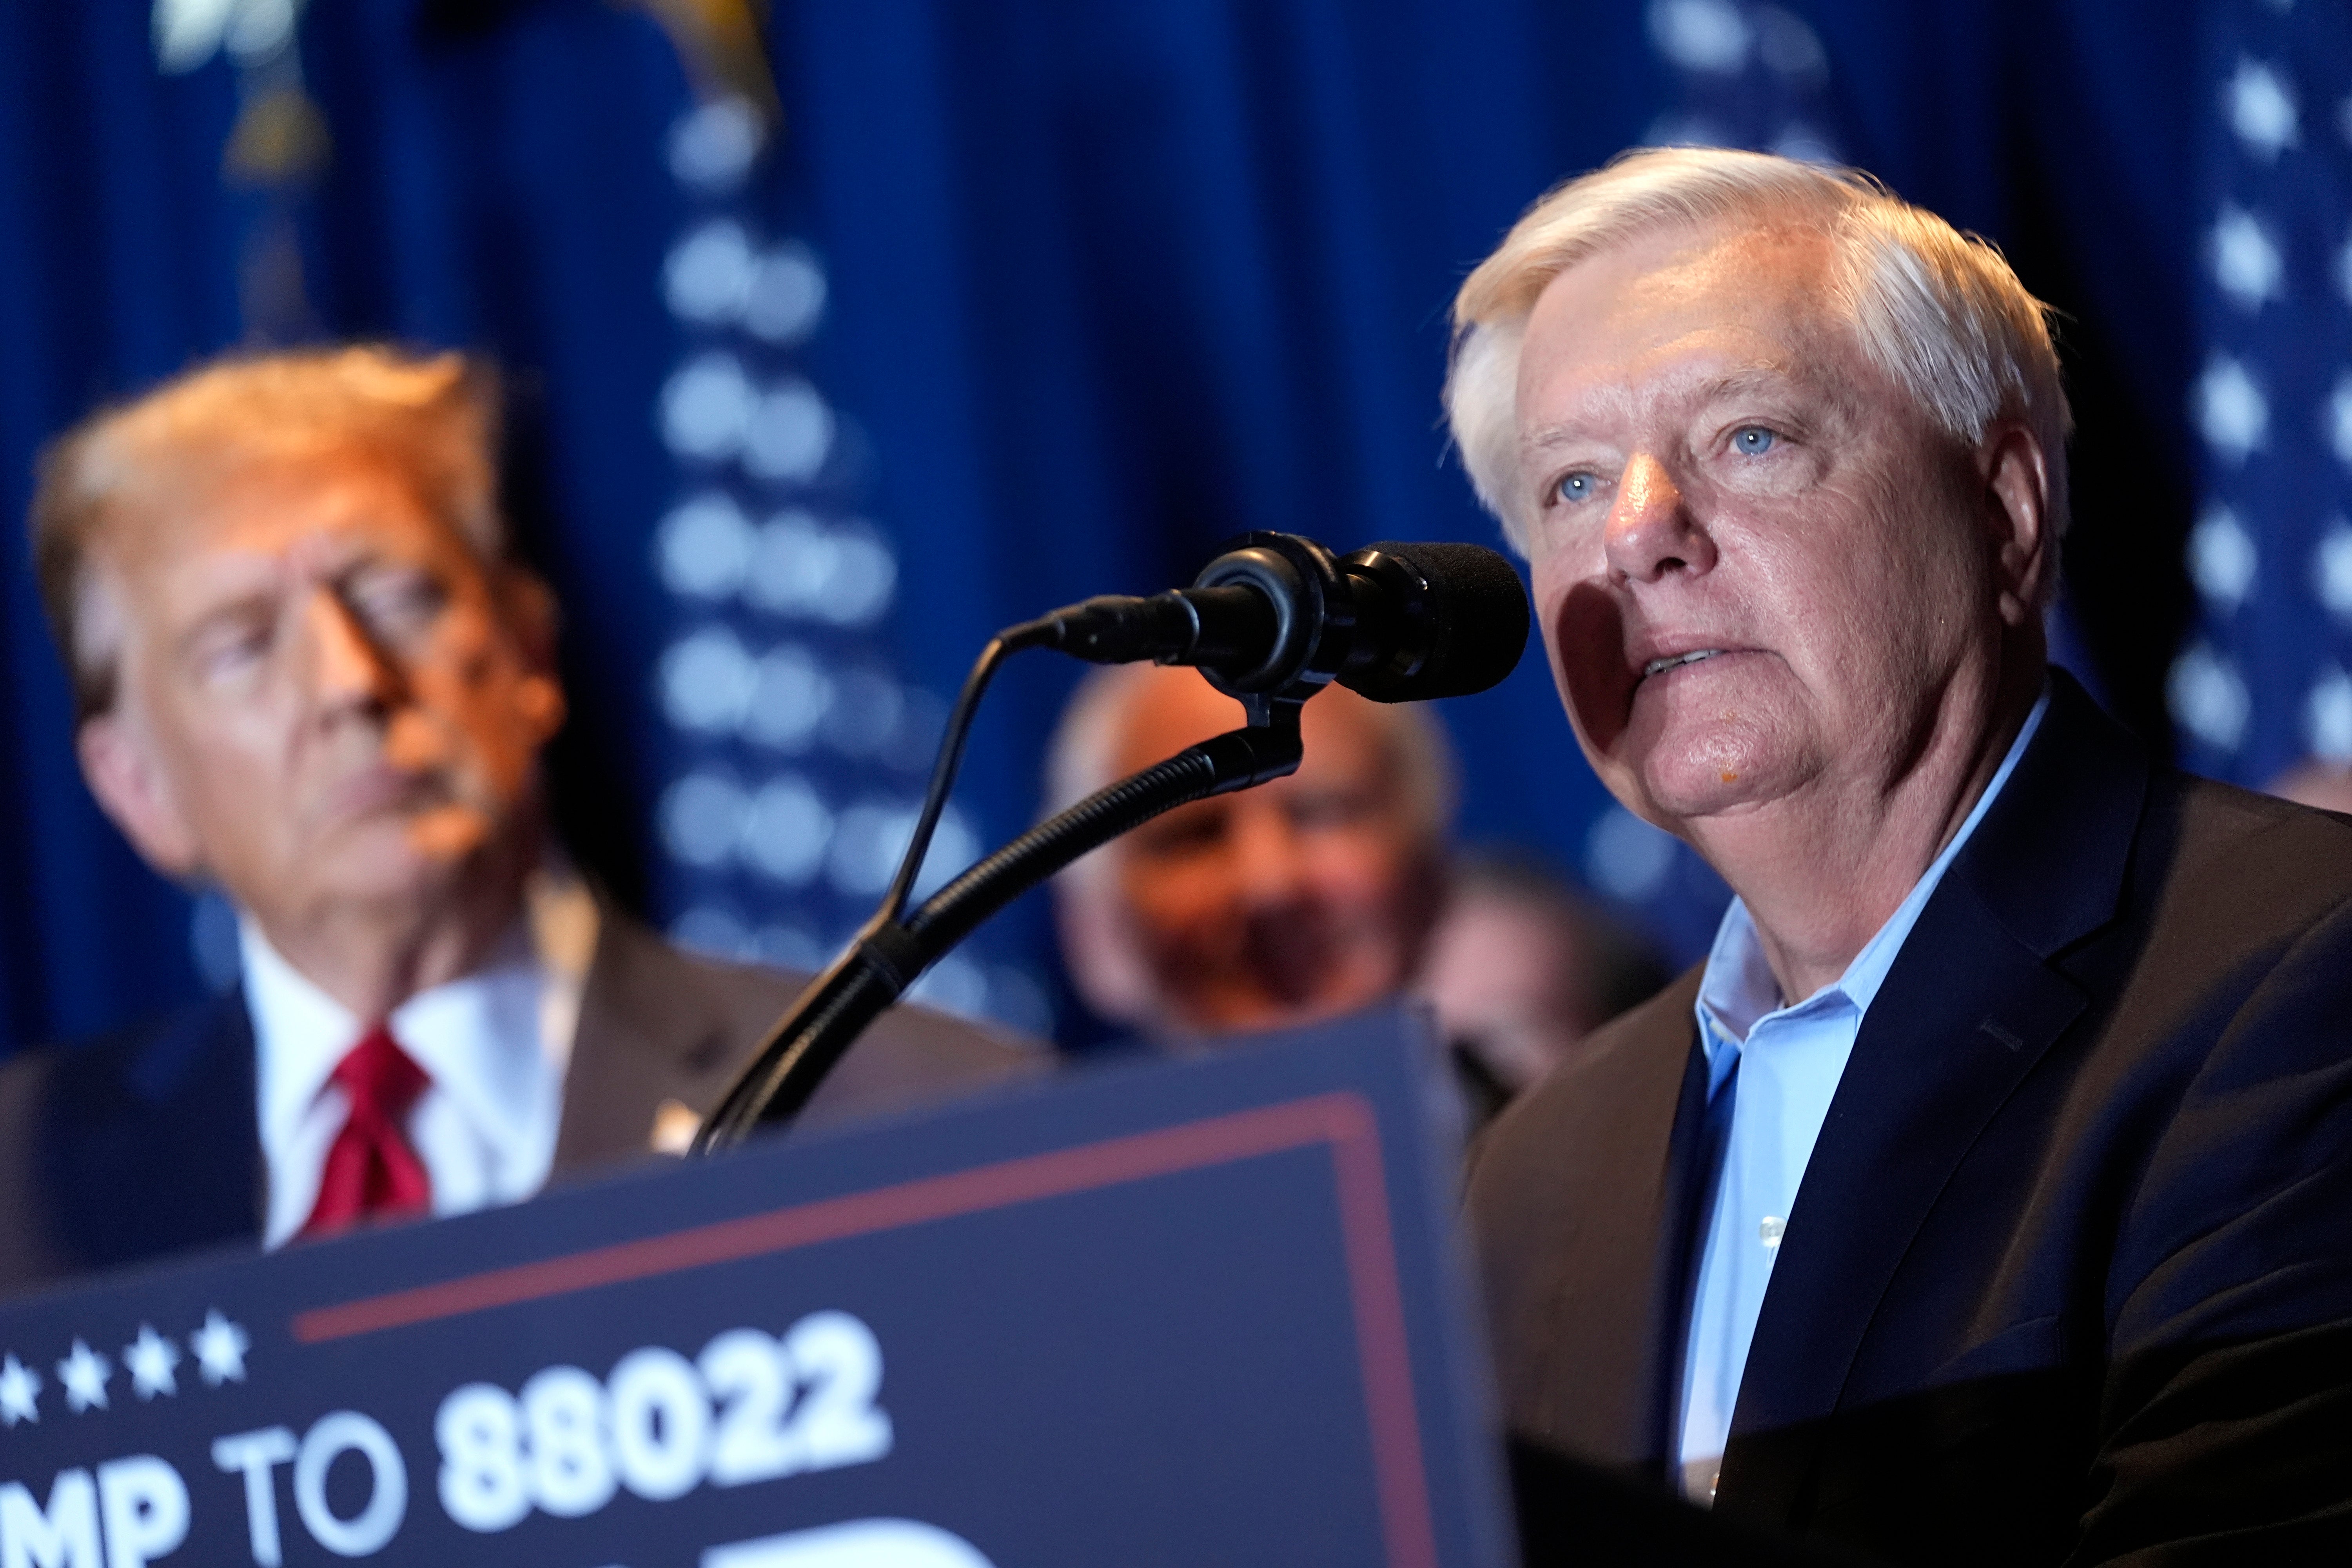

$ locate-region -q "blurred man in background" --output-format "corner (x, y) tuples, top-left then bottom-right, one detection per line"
(1048, 662), (1450, 1041)
(1048, 664), (1664, 1125)
(0, 347), (1029, 1296)
(1417, 851), (1670, 1123)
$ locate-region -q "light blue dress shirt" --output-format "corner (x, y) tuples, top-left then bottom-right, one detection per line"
(1675, 692), (2049, 1503)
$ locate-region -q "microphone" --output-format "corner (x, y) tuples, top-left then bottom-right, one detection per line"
(1039, 532), (1530, 702)
(698, 532), (1528, 1145)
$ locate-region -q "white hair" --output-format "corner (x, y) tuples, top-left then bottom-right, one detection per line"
(1445, 146), (2071, 557)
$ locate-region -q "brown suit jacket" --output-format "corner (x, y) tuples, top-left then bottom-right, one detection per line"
(1469, 673), (2352, 1564)
(550, 909), (1042, 1167)
(0, 908), (1042, 1298)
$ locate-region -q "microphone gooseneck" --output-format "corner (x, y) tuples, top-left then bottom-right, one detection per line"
(691, 530), (1533, 1152)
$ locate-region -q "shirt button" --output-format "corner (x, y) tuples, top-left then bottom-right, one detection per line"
(1759, 1215), (1785, 1249)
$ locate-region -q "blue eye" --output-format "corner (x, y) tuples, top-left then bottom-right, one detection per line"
(1732, 426), (1777, 456)
(1556, 471), (1598, 504)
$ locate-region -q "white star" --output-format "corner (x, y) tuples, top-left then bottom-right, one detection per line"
(1586, 804), (1679, 902)
(2308, 668), (2352, 762)
(2169, 642), (2251, 752)
(2189, 505), (2259, 610)
(2314, 519), (2352, 619)
(123, 1325), (180, 1400)
(0, 1354), (40, 1426)
(2328, 372), (2352, 468)
(1770, 124), (1840, 165)
(2195, 356), (2269, 463)
(56, 1340), (110, 1414)
(659, 352), (755, 461)
(2211, 207), (2283, 310)
(189, 1311), (250, 1387)
(1649, 0), (1751, 74)
(2225, 58), (2298, 160)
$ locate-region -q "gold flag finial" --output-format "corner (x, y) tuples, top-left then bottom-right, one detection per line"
(626, 0), (779, 125)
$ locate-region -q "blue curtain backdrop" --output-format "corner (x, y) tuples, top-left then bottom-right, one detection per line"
(0, 0), (2292, 1054)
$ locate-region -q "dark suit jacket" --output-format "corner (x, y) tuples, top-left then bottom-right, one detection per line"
(1469, 672), (2352, 1565)
(0, 909), (1041, 1299)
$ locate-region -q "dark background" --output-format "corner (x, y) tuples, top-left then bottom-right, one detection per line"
(0, 0), (2271, 1052)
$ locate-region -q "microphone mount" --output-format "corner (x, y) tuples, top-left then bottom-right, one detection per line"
(1032, 530), (1527, 713)
(692, 703), (1301, 1150)
(691, 530), (1528, 1152)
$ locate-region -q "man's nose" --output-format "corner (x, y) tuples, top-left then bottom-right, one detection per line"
(1227, 802), (1310, 907)
(1603, 452), (1716, 583)
(302, 590), (402, 713)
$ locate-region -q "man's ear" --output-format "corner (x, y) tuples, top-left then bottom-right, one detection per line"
(1981, 423), (2053, 627)
(498, 565), (561, 671)
(497, 565), (568, 742)
(76, 711), (205, 878)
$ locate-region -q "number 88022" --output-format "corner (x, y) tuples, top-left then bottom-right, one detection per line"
(435, 1310), (893, 1533)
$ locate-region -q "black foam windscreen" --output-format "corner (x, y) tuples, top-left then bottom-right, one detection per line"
(1342, 539), (1531, 703)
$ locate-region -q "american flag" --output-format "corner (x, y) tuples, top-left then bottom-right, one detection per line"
(2172, 1), (2352, 790)
(644, 93), (1053, 1039)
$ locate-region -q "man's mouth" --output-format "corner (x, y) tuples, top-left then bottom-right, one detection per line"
(329, 764), (449, 821)
(1641, 648), (1727, 679)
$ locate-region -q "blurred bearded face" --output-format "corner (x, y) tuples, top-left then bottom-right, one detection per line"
(1085, 671), (1439, 1036)
(74, 455), (564, 931)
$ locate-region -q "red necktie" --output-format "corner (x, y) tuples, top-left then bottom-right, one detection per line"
(300, 1024), (432, 1239)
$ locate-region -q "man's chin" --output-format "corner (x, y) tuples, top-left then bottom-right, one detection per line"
(296, 812), (503, 903)
(1195, 976), (1398, 1036)
(1622, 747), (1804, 824)
(403, 803), (500, 862)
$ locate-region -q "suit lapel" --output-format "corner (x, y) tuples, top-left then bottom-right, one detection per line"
(1641, 1028), (1738, 1470)
(1715, 671), (2145, 1525)
(552, 909), (789, 1174)
(556, 914), (697, 1172)
(1479, 969), (1713, 1475)
(43, 994), (263, 1270)
(1717, 881), (2087, 1519)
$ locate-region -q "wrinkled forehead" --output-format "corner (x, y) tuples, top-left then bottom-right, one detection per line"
(97, 450), (485, 593)
(1517, 220), (1860, 414)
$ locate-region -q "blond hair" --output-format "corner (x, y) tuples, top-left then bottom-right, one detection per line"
(1445, 147), (2071, 555)
(30, 345), (503, 720)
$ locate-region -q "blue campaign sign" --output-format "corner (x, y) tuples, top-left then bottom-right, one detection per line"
(0, 1007), (1513, 1568)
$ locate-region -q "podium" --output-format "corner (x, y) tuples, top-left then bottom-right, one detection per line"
(0, 1009), (1525, 1568)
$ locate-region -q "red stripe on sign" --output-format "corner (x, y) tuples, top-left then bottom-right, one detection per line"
(290, 1090), (1436, 1568)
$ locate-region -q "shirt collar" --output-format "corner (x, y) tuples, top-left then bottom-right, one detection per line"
(387, 928), (546, 1153)
(1693, 689), (2051, 1073)
(244, 920), (360, 1158)
(242, 864), (599, 1152)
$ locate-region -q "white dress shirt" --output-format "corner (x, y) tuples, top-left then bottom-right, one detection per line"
(243, 869), (600, 1248)
(1676, 692), (2048, 1503)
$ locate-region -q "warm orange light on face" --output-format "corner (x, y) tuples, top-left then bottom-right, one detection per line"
(89, 455), (563, 927)
(1092, 671), (1437, 1035)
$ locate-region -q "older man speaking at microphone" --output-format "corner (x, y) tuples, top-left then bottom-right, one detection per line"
(1456, 149), (2352, 1563)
